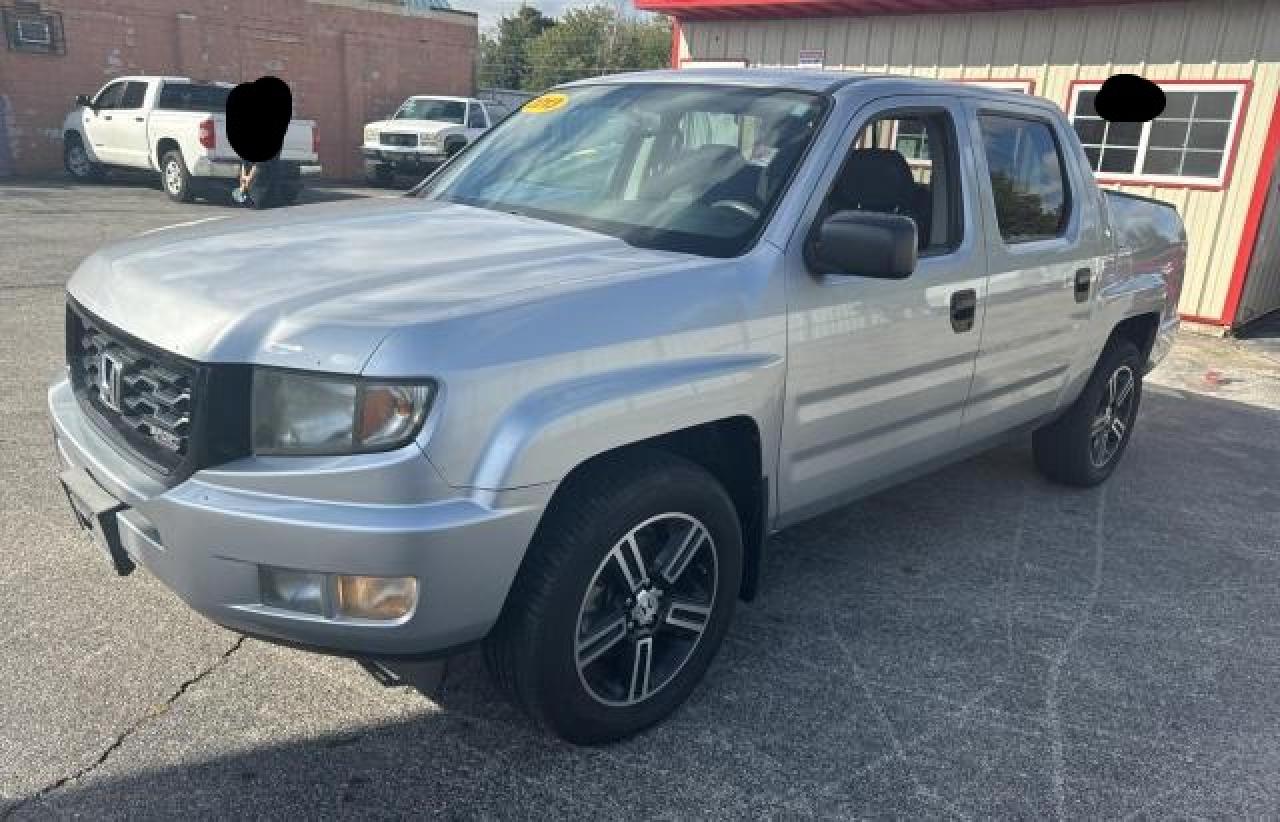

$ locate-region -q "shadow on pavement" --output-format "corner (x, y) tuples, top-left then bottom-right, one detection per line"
(9, 384), (1280, 819)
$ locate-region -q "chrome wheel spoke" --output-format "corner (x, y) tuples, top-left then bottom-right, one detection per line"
(609, 534), (648, 593)
(1090, 432), (1108, 466)
(1115, 371), (1134, 407)
(661, 522), (707, 585)
(628, 636), (654, 703)
(1110, 417), (1127, 442)
(664, 598), (711, 636)
(576, 614), (628, 669)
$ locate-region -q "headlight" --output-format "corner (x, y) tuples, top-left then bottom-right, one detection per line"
(364, 126), (379, 143)
(419, 133), (442, 147)
(251, 369), (433, 455)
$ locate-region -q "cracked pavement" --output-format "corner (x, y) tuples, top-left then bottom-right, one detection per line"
(3, 179), (1280, 818)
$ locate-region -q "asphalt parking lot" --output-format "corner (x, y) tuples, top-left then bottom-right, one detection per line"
(3, 178), (1280, 819)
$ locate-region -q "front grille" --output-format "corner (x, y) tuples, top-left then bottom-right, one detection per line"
(380, 132), (417, 148)
(66, 302), (251, 479)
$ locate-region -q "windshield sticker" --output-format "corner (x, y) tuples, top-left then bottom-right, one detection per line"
(523, 93), (568, 114)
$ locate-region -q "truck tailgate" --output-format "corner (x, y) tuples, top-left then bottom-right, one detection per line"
(280, 119), (318, 164)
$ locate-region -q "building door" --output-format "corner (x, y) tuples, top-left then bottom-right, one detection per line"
(1235, 148), (1280, 327)
(778, 96), (988, 521)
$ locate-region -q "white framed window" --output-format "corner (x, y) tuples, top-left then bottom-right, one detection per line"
(1067, 81), (1248, 188)
(15, 20), (50, 44)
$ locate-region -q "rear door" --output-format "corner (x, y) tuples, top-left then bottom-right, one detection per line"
(958, 102), (1106, 444)
(279, 120), (317, 163)
(778, 95), (989, 520)
(465, 102), (489, 141)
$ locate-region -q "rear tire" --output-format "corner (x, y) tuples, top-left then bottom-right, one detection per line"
(160, 150), (194, 203)
(484, 451), (742, 744)
(64, 135), (103, 182)
(1034, 338), (1143, 487)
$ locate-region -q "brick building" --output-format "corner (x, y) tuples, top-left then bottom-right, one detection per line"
(0, 0), (478, 179)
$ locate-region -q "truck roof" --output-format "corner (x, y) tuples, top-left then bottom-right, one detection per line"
(407, 95), (476, 103)
(564, 68), (1062, 112)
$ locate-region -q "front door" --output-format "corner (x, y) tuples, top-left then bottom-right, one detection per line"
(778, 96), (989, 521)
(81, 80), (127, 164)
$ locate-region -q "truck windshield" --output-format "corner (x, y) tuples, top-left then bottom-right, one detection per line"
(418, 83), (825, 257)
(397, 99), (466, 123)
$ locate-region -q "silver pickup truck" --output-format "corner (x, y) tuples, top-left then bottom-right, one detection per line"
(49, 70), (1184, 744)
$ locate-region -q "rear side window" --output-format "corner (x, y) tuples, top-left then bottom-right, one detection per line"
(978, 114), (1070, 244)
(157, 83), (231, 112)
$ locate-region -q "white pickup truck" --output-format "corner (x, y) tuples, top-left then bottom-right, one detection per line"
(361, 95), (507, 185)
(62, 76), (321, 204)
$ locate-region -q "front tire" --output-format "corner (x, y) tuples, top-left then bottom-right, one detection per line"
(64, 135), (103, 182)
(160, 150), (194, 203)
(485, 451), (742, 744)
(1034, 338), (1143, 487)
(365, 163), (394, 187)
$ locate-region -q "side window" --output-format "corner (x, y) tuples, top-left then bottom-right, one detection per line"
(977, 114), (1070, 244)
(120, 82), (148, 110)
(467, 104), (487, 129)
(824, 108), (962, 253)
(93, 82), (126, 110)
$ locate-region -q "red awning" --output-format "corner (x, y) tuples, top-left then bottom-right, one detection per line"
(637, 0), (1171, 21)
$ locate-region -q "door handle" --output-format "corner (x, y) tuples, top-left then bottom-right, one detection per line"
(950, 288), (977, 333)
(134, 116), (144, 123)
(102, 114), (112, 121)
(1074, 268), (1092, 303)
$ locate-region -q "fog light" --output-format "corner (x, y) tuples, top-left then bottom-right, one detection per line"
(336, 575), (418, 621)
(260, 566), (326, 615)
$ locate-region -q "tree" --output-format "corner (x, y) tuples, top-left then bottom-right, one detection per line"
(478, 5), (556, 90)
(483, 4), (670, 92)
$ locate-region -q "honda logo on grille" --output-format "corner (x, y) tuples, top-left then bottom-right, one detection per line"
(98, 351), (124, 412)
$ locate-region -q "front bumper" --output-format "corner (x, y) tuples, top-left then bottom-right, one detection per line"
(48, 377), (547, 657)
(362, 145), (446, 168)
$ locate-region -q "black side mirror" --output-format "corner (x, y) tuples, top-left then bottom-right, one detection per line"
(808, 210), (917, 279)
(75, 94), (93, 109)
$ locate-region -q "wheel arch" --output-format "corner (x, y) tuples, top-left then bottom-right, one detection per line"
(1109, 312), (1160, 364)
(154, 137), (181, 169)
(530, 417), (767, 603)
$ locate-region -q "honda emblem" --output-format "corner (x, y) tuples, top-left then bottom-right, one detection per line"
(99, 351), (124, 412)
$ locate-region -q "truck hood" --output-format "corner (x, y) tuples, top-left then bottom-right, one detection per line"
(369, 119), (462, 134)
(67, 198), (686, 372)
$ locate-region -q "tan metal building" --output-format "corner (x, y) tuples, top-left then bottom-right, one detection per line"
(636, 0), (1280, 331)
